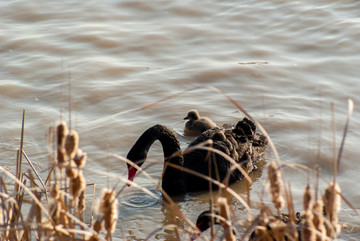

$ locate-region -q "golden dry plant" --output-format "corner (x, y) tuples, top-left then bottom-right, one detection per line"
(0, 115), (108, 241)
(193, 167), (344, 241)
(90, 189), (118, 240)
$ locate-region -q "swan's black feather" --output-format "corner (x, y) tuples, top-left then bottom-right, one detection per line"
(126, 118), (267, 195)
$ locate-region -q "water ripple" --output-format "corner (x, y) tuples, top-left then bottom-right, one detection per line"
(121, 190), (161, 208)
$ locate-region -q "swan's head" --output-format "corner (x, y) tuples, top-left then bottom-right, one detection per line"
(193, 210), (236, 240)
(127, 165), (137, 185)
(184, 109), (200, 121)
(196, 210), (220, 232)
(191, 210), (220, 240)
(126, 150), (146, 186)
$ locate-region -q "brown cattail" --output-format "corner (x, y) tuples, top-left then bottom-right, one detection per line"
(268, 163), (284, 213)
(48, 186), (61, 219)
(0, 207), (3, 226)
(70, 172), (86, 200)
(56, 122), (68, 166)
(96, 189), (118, 238)
(312, 200), (326, 241)
(87, 220), (103, 241)
(88, 235), (101, 241)
(322, 182), (341, 238)
(302, 185), (316, 240)
(217, 197), (236, 241)
(303, 184), (313, 211)
(302, 211), (316, 240)
(57, 148), (66, 166)
(65, 159), (79, 179)
(93, 219), (102, 233)
(65, 129), (79, 160)
(74, 149), (87, 167)
(78, 190), (86, 212)
(56, 121), (68, 146)
(268, 219), (287, 241)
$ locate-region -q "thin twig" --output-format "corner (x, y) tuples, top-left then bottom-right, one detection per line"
(19, 110), (26, 182)
(334, 99), (353, 183)
(22, 150), (48, 201)
(90, 183), (96, 227)
(0, 165), (54, 225)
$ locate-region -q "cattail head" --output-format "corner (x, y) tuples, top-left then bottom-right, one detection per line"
(56, 121), (68, 146)
(93, 219), (102, 233)
(65, 129), (79, 160)
(301, 210), (315, 241)
(87, 220), (103, 241)
(70, 172), (86, 200)
(312, 200), (326, 241)
(95, 189), (118, 236)
(301, 185), (316, 241)
(268, 219), (287, 241)
(56, 122), (68, 166)
(322, 182), (341, 238)
(303, 184), (313, 211)
(65, 160), (79, 179)
(268, 163), (284, 211)
(78, 190), (86, 212)
(57, 148), (66, 166)
(74, 149), (87, 167)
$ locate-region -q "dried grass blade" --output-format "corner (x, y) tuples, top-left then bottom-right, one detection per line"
(335, 99), (353, 181)
(141, 87), (200, 110)
(338, 192), (359, 216)
(90, 183), (96, 227)
(0, 166), (54, 224)
(22, 150), (48, 201)
(18, 110), (26, 188)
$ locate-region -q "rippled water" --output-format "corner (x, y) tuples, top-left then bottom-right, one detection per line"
(1, 1), (360, 240)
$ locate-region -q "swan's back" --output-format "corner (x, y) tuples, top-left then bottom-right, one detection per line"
(183, 117), (267, 192)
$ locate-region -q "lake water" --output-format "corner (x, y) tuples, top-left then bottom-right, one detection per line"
(1, 1), (360, 240)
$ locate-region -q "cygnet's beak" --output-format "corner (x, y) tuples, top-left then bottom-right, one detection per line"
(184, 116), (189, 120)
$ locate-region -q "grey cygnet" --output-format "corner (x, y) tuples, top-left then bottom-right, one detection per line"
(184, 109), (217, 135)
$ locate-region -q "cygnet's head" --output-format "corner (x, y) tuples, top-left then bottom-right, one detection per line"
(184, 109), (200, 121)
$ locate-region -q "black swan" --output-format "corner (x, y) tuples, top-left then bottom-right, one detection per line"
(184, 109), (217, 135)
(194, 210), (302, 241)
(126, 117), (268, 196)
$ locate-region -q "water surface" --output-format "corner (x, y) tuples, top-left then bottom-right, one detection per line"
(1, 1), (360, 240)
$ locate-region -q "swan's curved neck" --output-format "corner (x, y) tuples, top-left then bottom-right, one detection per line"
(127, 124), (185, 195)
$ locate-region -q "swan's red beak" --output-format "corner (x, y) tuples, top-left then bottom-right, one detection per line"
(127, 167), (137, 186)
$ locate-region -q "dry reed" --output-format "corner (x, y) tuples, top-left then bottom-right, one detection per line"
(93, 189), (118, 240)
(267, 162), (284, 217)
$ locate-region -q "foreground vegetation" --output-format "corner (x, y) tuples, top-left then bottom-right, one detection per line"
(0, 99), (356, 240)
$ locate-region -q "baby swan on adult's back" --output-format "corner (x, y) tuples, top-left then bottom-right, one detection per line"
(184, 109), (217, 135)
